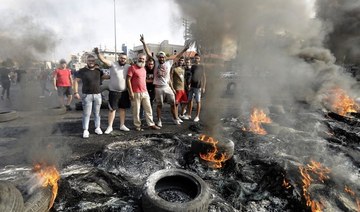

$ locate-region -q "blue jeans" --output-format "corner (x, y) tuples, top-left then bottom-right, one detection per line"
(81, 93), (102, 130)
(188, 88), (201, 103)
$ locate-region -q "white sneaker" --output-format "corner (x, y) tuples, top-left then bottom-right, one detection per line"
(182, 115), (191, 120)
(104, 127), (113, 134)
(157, 119), (162, 127)
(194, 116), (200, 122)
(95, 128), (103, 135)
(120, 125), (130, 131)
(177, 118), (183, 123)
(83, 130), (89, 138)
(173, 119), (181, 125)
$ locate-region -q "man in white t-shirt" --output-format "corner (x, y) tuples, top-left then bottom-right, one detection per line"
(140, 34), (190, 127)
(95, 48), (131, 134)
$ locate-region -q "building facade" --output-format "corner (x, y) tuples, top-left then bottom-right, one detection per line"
(132, 40), (184, 59)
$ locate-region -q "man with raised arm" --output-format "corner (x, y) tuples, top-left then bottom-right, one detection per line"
(140, 34), (190, 127)
(94, 48), (131, 134)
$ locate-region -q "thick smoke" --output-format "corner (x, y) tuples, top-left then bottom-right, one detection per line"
(174, 0), (359, 199)
(174, 0), (358, 119)
(0, 10), (69, 170)
(0, 11), (57, 67)
(316, 0), (360, 64)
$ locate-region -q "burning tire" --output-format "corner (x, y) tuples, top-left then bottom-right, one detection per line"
(142, 169), (210, 212)
(24, 187), (52, 212)
(0, 110), (18, 122)
(0, 181), (25, 212)
(191, 136), (234, 168)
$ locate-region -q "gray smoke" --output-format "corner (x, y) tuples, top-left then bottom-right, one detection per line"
(0, 11), (57, 67)
(173, 0), (360, 204)
(0, 10), (69, 169)
(174, 0), (358, 119)
(316, 0), (360, 64)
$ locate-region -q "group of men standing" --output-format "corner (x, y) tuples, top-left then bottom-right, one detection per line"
(67, 35), (206, 138)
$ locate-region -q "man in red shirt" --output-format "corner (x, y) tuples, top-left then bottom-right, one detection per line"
(53, 59), (73, 110)
(127, 53), (160, 131)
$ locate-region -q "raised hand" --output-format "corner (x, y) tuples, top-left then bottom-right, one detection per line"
(140, 34), (145, 43)
(94, 47), (99, 54)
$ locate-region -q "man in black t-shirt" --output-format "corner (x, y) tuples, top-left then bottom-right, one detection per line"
(183, 54), (206, 122)
(73, 55), (104, 138)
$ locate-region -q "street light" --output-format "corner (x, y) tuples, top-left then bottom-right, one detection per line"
(114, 0), (117, 61)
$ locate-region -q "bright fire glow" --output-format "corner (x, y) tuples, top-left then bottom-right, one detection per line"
(33, 163), (60, 209)
(246, 108), (272, 135)
(282, 178), (291, 189)
(198, 134), (227, 168)
(345, 185), (355, 196)
(299, 160), (331, 212)
(328, 87), (358, 116)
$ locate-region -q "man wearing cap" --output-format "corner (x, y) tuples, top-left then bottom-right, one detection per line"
(140, 34), (190, 127)
(53, 59), (73, 110)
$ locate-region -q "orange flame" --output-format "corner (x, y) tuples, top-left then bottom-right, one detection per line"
(33, 163), (60, 209)
(282, 178), (291, 189)
(328, 87), (358, 116)
(247, 108), (272, 135)
(299, 160), (331, 212)
(345, 185), (356, 196)
(198, 134), (227, 168)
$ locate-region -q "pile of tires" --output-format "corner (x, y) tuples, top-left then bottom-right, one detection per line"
(142, 169), (210, 212)
(0, 181), (24, 212)
(0, 181), (52, 212)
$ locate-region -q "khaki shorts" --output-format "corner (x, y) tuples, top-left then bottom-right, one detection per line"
(155, 86), (175, 106)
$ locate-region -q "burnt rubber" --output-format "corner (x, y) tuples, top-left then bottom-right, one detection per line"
(191, 138), (235, 163)
(0, 181), (25, 212)
(142, 169), (210, 212)
(0, 110), (18, 122)
(24, 187), (52, 212)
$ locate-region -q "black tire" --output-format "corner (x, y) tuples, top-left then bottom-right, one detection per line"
(24, 187), (52, 212)
(0, 110), (18, 122)
(0, 181), (25, 212)
(142, 169), (210, 212)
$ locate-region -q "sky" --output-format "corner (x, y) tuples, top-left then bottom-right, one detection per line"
(0, 0), (185, 60)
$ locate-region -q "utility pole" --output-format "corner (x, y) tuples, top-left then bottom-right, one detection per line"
(114, 0), (117, 61)
(182, 18), (191, 42)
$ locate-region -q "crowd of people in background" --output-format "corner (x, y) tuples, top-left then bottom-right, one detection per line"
(0, 35), (207, 139)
